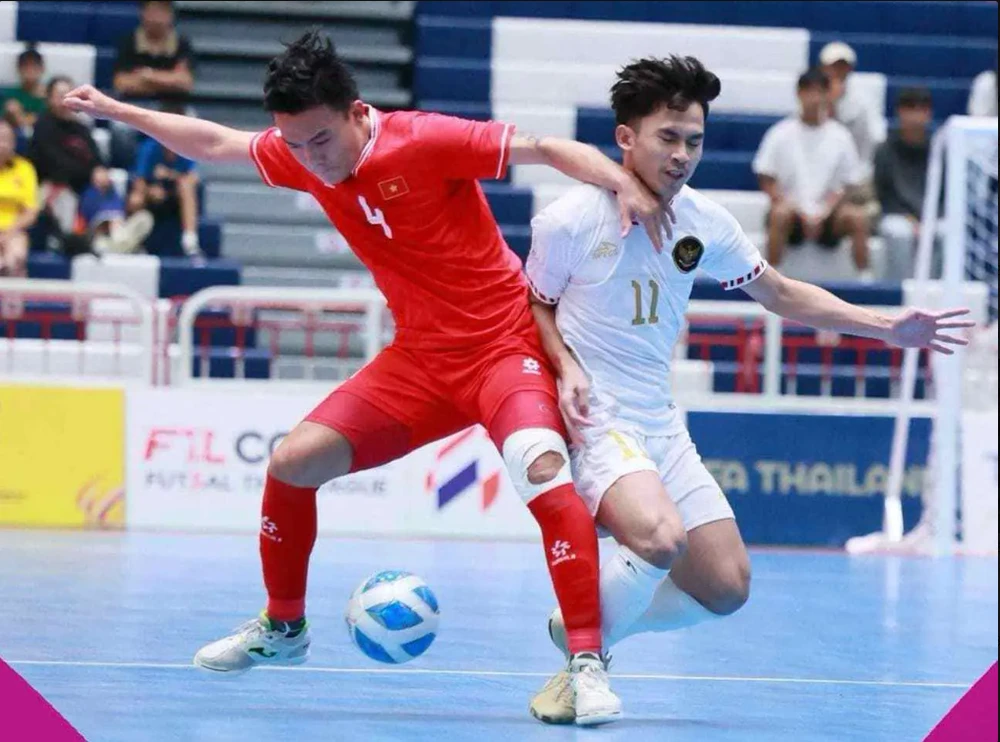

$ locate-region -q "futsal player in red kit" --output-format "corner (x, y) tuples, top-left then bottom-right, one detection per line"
(64, 31), (669, 724)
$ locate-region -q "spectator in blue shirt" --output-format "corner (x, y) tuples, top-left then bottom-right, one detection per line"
(129, 105), (201, 256)
(78, 166), (153, 255)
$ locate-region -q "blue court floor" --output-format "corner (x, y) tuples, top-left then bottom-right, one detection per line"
(1, 530), (996, 742)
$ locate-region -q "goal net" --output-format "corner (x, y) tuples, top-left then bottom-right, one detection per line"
(847, 116), (998, 556)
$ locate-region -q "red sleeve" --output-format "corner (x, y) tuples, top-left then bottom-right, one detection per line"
(248, 127), (308, 190)
(408, 112), (515, 181)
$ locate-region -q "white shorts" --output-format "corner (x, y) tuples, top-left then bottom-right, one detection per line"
(571, 417), (735, 533)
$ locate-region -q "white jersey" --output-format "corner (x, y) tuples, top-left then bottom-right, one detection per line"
(526, 184), (767, 435)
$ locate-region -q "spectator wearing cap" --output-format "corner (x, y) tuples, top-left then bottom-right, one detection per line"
(754, 67), (871, 278)
(874, 87), (934, 281)
(967, 54), (998, 118)
(819, 41), (884, 181)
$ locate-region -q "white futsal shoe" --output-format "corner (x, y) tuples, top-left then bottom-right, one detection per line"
(529, 609), (622, 726)
(193, 612), (311, 674)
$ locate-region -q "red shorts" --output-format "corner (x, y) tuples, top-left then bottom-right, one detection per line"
(304, 321), (565, 472)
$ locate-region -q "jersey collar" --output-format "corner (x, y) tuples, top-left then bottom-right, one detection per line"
(350, 105), (380, 178)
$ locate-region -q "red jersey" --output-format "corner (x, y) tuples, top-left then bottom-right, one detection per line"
(249, 108), (529, 350)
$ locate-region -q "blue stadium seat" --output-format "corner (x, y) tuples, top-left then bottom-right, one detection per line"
(416, 1), (997, 39)
(0, 302), (80, 340)
(190, 309), (258, 349)
(500, 224), (530, 260)
(27, 252), (71, 280)
(416, 16), (492, 59)
(16, 3), (91, 43)
(158, 258), (240, 299)
(94, 47), (117, 89)
(415, 58), (491, 104)
(15, 2), (138, 45)
(191, 347), (271, 379)
(482, 184), (532, 225)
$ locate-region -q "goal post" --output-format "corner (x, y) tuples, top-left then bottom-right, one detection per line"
(847, 116), (998, 556)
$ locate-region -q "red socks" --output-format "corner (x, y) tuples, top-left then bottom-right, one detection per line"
(260, 474), (317, 621)
(258, 473), (601, 654)
(527, 482), (602, 654)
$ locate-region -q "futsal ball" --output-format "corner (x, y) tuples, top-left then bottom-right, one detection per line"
(345, 570), (440, 664)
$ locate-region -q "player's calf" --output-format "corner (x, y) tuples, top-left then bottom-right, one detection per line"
(675, 551), (751, 616)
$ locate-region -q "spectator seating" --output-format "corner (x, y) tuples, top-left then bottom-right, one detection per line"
(414, 1), (997, 282)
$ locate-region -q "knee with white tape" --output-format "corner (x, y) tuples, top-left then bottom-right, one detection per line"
(501, 427), (573, 505)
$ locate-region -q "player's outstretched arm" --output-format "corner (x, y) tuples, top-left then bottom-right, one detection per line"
(510, 134), (673, 250)
(529, 294), (591, 443)
(62, 85), (253, 164)
(742, 268), (976, 354)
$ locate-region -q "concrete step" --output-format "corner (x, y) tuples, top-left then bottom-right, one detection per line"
(196, 58), (406, 93)
(179, 16), (408, 49)
(190, 81), (410, 115)
(200, 161), (263, 184)
(177, 1), (415, 22)
(192, 37), (413, 66)
(222, 223), (364, 269)
(207, 182), (328, 226)
(241, 265), (373, 288)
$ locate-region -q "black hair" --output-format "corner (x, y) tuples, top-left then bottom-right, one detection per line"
(896, 86), (932, 108)
(141, 0), (174, 9)
(797, 67), (830, 91)
(611, 56), (721, 126)
(263, 30), (359, 115)
(46, 75), (73, 97)
(17, 46), (44, 68)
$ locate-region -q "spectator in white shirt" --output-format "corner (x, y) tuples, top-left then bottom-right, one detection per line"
(967, 55), (998, 118)
(754, 67), (871, 278)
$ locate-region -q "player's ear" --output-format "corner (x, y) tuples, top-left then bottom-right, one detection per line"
(615, 123), (637, 152)
(348, 99), (367, 122)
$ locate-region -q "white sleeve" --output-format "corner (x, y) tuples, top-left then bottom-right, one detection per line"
(752, 123), (781, 178)
(525, 209), (581, 304)
(700, 207), (769, 291)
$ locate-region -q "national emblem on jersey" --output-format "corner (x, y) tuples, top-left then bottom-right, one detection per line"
(672, 236), (705, 274)
(378, 175), (409, 200)
(591, 241), (620, 259)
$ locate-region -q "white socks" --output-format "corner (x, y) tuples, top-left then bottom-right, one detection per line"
(616, 572), (718, 642)
(600, 546), (668, 647)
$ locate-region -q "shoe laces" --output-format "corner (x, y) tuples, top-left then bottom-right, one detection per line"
(572, 662), (611, 695)
(232, 615), (272, 641)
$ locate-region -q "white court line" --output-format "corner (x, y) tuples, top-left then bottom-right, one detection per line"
(6, 660), (969, 689)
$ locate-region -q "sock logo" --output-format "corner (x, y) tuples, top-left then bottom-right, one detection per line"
(260, 516), (282, 543)
(550, 539), (577, 566)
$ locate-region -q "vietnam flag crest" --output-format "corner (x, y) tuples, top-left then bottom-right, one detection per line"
(378, 176), (409, 200)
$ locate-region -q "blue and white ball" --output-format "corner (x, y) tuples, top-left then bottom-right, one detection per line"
(345, 570), (440, 664)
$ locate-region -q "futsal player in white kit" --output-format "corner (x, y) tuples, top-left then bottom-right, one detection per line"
(525, 56), (975, 724)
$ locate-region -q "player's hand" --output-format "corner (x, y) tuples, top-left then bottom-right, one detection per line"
(557, 366), (592, 447)
(887, 307), (976, 355)
(617, 174), (674, 252)
(62, 85), (121, 121)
